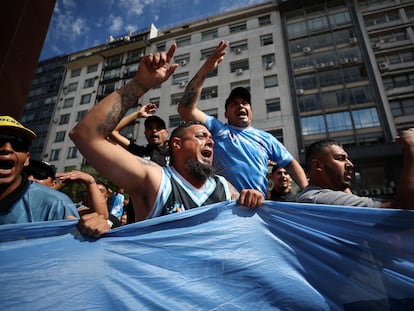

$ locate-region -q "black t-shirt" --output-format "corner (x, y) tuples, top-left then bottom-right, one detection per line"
(127, 143), (169, 166)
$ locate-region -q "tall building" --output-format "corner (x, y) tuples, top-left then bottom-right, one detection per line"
(24, 0), (414, 194)
(21, 55), (68, 161)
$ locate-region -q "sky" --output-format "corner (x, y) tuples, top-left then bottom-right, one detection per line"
(39, 0), (267, 61)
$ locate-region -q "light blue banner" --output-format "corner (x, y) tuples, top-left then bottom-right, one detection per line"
(1, 201), (413, 310)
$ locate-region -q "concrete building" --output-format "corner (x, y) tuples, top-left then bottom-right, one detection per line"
(23, 0), (414, 194)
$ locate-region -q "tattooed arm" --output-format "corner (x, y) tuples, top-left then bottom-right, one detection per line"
(70, 45), (178, 219)
(178, 40), (228, 123)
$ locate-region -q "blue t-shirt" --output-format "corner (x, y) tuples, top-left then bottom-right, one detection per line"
(205, 115), (293, 195)
(0, 181), (79, 224)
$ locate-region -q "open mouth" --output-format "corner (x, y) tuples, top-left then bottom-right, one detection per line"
(201, 149), (212, 158)
(237, 110), (247, 117)
(0, 159), (15, 170)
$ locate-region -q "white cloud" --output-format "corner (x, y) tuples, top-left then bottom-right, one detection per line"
(108, 15), (124, 33)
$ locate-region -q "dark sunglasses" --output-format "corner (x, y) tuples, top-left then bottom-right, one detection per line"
(0, 134), (31, 152)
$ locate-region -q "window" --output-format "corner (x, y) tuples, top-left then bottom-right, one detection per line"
(352, 108), (380, 129)
(231, 80), (250, 90)
(229, 22), (247, 33)
(230, 40), (248, 54)
(68, 82), (78, 93)
(149, 97), (160, 107)
(260, 34), (273, 46)
(264, 75), (278, 88)
(230, 60), (249, 73)
(200, 87), (217, 100)
(389, 98), (414, 117)
(298, 93), (321, 112)
(200, 47), (216, 60)
(171, 93), (183, 105)
(262, 54), (276, 69)
(55, 131), (65, 142)
(50, 149), (61, 161)
(84, 78), (95, 88)
(175, 53), (190, 66)
(326, 111), (353, 132)
(106, 54), (123, 67)
(59, 114), (70, 125)
(172, 73), (189, 85)
(259, 15), (271, 26)
(169, 115), (183, 128)
(202, 29), (218, 41)
(301, 115), (326, 135)
(126, 49), (145, 63)
(176, 36), (191, 47)
(365, 10), (400, 27)
(80, 94), (91, 105)
(87, 64), (98, 73)
(63, 97), (74, 108)
(156, 42), (166, 51)
(67, 146), (78, 159)
(266, 99), (281, 113)
(76, 110), (88, 121)
(71, 68), (81, 78)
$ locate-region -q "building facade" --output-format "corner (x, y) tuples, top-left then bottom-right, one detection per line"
(22, 0), (414, 194)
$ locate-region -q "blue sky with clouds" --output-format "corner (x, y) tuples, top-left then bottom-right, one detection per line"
(40, 0), (266, 61)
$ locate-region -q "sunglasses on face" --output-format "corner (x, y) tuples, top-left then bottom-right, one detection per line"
(0, 134), (31, 152)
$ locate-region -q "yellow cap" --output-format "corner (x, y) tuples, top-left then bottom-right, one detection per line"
(0, 116), (37, 140)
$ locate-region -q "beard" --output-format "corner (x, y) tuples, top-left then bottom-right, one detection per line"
(185, 160), (214, 183)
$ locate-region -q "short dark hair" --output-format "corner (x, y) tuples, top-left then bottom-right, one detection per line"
(305, 140), (342, 170)
(168, 121), (208, 165)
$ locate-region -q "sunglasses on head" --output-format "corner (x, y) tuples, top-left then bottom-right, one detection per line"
(0, 134), (31, 152)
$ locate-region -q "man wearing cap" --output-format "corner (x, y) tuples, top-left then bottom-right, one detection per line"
(0, 116), (79, 224)
(110, 102), (169, 166)
(178, 41), (308, 197)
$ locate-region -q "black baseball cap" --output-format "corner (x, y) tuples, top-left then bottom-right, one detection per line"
(144, 116), (166, 129)
(225, 87), (251, 110)
(24, 160), (56, 180)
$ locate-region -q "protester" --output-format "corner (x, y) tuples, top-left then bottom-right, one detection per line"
(267, 165), (296, 202)
(25, 159), (58, 188)
(0, 116), (79, 224)
(177, 40), (308, 197)
(296, 131), (414, 209)
(69, 45), (263, 237)
(109, 102), (170, 166)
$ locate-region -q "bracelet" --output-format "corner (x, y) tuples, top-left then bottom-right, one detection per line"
(135, 79), (150, 93)
(87, 180), (96, 185)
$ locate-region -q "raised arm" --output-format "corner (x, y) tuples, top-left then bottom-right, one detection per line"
(109, 103), (158, 148)
(178, 40), (228, 123)
(70, 45), (178, 219)
(56, 170), (109, 219)
(390, 128), (414, 209)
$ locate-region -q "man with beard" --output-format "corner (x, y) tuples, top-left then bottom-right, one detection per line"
(70, 44), (263, 238)
(0, 116), (79, 224)
(110, 102), (169, 166)
(296, 136), (414, 209)
(178, 41), (308, 198)
(267, 165), (295, 202)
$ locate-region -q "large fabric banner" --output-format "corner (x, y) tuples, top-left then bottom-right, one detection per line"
(1, 201), (413, 310)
